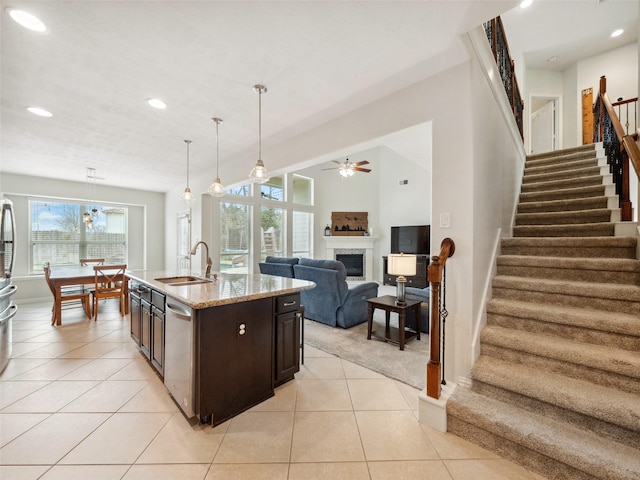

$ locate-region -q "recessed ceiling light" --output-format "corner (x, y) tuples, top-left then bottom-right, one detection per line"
(26, 106), (53, 117)
(7, 8), (47, 32)
(520, 0), (533, 8)
(611, 29), (624, 38)
(146, 98), (167, 109)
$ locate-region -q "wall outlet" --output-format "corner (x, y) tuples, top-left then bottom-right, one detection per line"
(440, 213), (451, 228)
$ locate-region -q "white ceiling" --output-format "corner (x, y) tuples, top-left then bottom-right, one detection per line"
(1, 1), (637, 193)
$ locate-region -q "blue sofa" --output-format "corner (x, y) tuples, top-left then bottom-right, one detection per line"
(293, 258), (379, 329)
(405, 286), (430, 333)
(258, 256), (298, 278)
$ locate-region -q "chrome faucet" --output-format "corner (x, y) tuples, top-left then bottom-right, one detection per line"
(190, 241), (212, 278)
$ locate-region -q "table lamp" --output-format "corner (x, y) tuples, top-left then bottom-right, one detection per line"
(388, 253), (417, 305)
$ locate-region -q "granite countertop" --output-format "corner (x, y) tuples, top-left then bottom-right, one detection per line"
(126, 270), (315, 309)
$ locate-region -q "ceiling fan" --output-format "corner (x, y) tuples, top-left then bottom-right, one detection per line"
(322, 158), (371, 177)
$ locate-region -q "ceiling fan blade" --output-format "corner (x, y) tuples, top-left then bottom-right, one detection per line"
(331, 160), (343, 165)
(354, 167), (371, 173)
(354, 160), (369, 166)
(321, 167), (339, 171)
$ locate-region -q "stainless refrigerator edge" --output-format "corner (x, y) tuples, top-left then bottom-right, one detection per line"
(0, 194), (17, 373)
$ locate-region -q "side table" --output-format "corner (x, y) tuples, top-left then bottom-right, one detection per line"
(366, 295), (421, 350)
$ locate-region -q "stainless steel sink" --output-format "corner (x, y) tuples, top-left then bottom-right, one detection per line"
(155, 276), (212, 286)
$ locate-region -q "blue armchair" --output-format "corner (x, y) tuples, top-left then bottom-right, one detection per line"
(405, 286), (430, 333)
(293, 258), (379, 328)
(258, 256), (299, 278)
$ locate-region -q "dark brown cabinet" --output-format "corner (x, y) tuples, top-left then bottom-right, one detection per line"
(382, 255), (429, 289)
(128, 279), (302, 425)
(129, 281), (165, 375)
(197, 297), (274, 426)
(274, 293), (301, 386)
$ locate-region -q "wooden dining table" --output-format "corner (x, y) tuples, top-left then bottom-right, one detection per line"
(48, 265), (129, 326)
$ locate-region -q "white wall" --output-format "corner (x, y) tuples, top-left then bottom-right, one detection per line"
(1, 172), (165, 302)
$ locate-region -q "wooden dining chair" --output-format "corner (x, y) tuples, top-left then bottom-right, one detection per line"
(92, 264), (127, 321)
(43, 262), (92, 325)
(80, 258), (105, 266)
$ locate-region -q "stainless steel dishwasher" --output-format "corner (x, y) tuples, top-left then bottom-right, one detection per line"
(164, 299), (196, 419)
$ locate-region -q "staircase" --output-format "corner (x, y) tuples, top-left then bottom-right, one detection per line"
(447, 144), (640, 480)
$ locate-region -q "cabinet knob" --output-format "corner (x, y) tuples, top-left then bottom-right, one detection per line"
(238, 323), (246, 336)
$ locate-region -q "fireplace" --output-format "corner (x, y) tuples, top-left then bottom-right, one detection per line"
(323, 236), (377, 282)
(335, 250), (365, 280)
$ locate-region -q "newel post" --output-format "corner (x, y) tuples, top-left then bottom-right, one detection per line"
(426, 254), (443, 399)
(426, 238), (455, 400)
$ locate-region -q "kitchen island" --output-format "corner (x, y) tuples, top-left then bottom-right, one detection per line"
(126, 269), (315, 426)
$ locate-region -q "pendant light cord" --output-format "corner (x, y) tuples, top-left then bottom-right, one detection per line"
(216, 121), (220, 177)
(258, 88), (262, 161)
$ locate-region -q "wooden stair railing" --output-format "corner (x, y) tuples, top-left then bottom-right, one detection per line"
(594, 75), (640, 221)
(426, 238), (455, 399)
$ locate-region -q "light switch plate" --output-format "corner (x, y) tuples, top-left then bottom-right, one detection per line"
(440, 213), (451, 228)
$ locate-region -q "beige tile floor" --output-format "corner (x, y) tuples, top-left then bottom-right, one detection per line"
(0, 300), (547, 480)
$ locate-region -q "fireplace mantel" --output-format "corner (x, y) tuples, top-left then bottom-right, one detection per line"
(323, 236), (378, 281)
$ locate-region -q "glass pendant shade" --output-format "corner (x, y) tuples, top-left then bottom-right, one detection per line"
(249, 84), (271, 184)
(181, 140), (193, 204)
(208, 117), (226, 197)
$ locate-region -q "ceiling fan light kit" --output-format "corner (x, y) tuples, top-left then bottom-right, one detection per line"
(323, 158), (371, 177)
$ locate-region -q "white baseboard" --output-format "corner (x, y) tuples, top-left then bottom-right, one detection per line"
(418, 382), (457, 432)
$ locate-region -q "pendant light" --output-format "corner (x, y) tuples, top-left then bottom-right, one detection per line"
(208, 117), (226, 197)
(181, 140), (194, 203)
(249, 84), (271, 183)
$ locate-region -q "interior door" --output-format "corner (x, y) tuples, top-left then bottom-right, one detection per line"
(531, 100), (555, 154)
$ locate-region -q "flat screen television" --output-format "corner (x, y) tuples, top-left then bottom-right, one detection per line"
(390, 225), (430, 255)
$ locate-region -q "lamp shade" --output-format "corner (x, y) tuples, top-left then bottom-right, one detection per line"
(388, 253), (417, 276)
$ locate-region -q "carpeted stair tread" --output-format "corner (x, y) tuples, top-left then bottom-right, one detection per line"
(501, 235), (636, 253)
(524, 158), (599, 176)
(486, 297), (640, 338)
(513, 222), (615, 237)
(480, 325), (640, 382)
(523, 165), (602, 184)
(521, 174), (605, 193)
(526, 146), (596, 163)
(496, 254), (640, 284)
(515, 208), (611, 225)
(519, 184), (607, 203)
(498, 254), (640, 273)
(447, 387), (640, 480)
(517, 196), (609, 213)
(493, 274), (640, 302)
(492, 275), (640, 314)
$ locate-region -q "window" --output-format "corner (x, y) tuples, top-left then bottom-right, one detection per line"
(226, 185), (251, 196)
(261, 206), (284, 261)
(260, 175), (284, 201)
(292, 174), (313, 205)
(30, 199), (127, 273)
(219, 201), (250, 272)
(292, 211), (313, 258)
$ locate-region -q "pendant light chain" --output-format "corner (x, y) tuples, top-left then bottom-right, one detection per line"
(249, 84), (270, 183)
(186, 140), (190, 189)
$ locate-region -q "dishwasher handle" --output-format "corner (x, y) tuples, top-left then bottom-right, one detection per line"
(166, 302), (192, 319)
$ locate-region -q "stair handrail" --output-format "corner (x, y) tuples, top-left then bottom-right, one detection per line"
(594, 75), (640, 221)
(426, 237), (455, 400)
(483, 16), (524, 140)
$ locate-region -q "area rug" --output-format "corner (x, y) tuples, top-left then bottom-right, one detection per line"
(303, 312), (429, 390)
